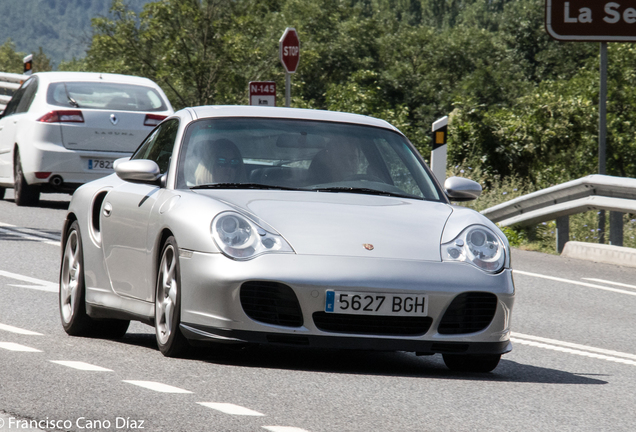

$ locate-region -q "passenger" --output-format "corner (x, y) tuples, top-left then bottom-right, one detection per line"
(194, 139), (246, 185)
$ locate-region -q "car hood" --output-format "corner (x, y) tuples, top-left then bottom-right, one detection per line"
(194, 190), (453, 261)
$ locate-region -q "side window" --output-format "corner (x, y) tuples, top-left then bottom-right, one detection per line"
(2, 82), (27, 117)
(375, 139), (425, 198)
(16, 77), (38, 113)
(131, 119), (179, 173)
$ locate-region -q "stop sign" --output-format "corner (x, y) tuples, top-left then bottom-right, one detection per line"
(279, 27), (300, 74)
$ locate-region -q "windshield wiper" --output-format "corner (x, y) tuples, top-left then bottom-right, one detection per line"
(63, 83), (80, 108)
(191, 183), (305, 191)
(312, 187), (421, 200)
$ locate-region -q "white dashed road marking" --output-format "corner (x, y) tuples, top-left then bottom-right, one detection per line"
(262, 427), (312, 432)
(50, 361), (113, 371)
(197, 402), (265, 416)
(0, 271), (58, 293)
(514, 270), (636, 297)
(0, 342), (42, 352)
(0, 222), (61, 247)
(122, 380), (193, 393)
(0, 323), (42, 335)
(512, 333), (636, 366)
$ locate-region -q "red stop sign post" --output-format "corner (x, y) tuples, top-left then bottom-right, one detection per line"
(279, 27), (300, 107)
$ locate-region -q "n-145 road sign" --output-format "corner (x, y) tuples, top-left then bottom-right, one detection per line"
(249, 81), (276, 106)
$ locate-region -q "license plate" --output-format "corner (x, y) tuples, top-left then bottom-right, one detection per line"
(88, 159), (114, 171)
(325, 291), (427, 316)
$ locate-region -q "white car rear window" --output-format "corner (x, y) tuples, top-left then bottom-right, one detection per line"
(47, 82), (167, 112)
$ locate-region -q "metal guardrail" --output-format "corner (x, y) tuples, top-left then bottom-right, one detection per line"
(481, 175), (636, 252)
(0, 72), (27, 113)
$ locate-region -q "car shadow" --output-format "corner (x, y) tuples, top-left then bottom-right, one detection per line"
(118, 333), (607, 385)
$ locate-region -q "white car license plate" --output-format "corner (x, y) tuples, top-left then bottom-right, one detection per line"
(88, 159), (115, 171)
(325, 291), (427, 316)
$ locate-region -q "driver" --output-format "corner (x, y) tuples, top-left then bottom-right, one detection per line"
(194, 139), (246, 185)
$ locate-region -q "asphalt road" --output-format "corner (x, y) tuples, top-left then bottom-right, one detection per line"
(0, 189), (635, 432)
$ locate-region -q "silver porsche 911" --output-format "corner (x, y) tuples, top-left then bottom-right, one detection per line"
(59, 106), (514, 372)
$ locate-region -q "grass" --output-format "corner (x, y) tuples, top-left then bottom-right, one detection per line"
(446, 166), (636, 254)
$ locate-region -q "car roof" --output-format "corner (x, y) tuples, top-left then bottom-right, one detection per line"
(32, 71), (161, 87)
(183, 105), (402, 133)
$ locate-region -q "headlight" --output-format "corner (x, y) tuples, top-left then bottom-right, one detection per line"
(212, 212), (294, 260)
(441, 225), (506, 273)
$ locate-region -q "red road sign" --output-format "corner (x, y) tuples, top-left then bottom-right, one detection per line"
(249, 81), (276, 106)
(546, 0), (636, 41)
(279, 28), (300, 73)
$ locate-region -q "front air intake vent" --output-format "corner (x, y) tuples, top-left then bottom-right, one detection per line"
(240, 282), (303, 327)
(313, 312), (432, 336)
(438, 292), (498, 335)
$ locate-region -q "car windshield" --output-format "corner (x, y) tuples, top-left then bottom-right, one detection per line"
(178, 117), (442, 201)
(47, 82), (167, 112)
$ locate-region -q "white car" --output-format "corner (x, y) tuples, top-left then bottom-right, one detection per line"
(0, 72), (173, 205)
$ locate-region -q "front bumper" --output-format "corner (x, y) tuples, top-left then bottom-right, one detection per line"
(178, 252), (515, 353)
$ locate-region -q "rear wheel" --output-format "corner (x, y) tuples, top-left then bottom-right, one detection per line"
(0, 187), (5, 200)
(442, 353), (502, 373)
(13, 149), (39, 206)
(155, 236), (189, 357)
(60, 220), (129, 338)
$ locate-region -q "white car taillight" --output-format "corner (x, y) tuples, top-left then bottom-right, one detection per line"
(37, 110), (84, 123)
(144, 114), (167, 127)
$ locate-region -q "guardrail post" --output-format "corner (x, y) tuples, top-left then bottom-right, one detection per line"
(556, 215), (569, 253)
(610, 211), (624, 246)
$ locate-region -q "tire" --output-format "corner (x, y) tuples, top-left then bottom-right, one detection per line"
(60, 220), (130, 338)
(60, 220), (96, 335)
(442, 353), (502, 373)
(13, 149), (39, 206)
(0, 186), (5, 200)
(155, 236), (189, 357)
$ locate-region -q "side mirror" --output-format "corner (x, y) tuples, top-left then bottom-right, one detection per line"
(444, 176), (482, 201)
(115, 159), (162, 184)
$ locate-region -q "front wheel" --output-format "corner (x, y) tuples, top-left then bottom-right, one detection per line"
(442, 353), (502, 373)
(60, 220), (130, 338)
(13, 150), (39, 206)
(60, 221), (95, 335)
(155, 236), (189, 357)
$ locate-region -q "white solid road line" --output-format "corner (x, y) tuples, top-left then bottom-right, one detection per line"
(512, 333), (636, 366)
(49, 361), (113, 372)
(513, 269), (636, 296)
(262, 427), (311, 432)
(0, 323), (42, 336)
(0, 342), (42, 352)
(0, 223), (61, 247)
(512, 333), (636, 360)
(197, 402), (265, 416)
(0, 270), (58, 293)
(122, 380), (193, 394)
(582, 278), (636, 291)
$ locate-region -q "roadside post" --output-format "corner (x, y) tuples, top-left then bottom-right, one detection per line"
(430, 116), (448, 184)
(279, 27), (300, 107)
(249, 81), (276, 107)
(545, 0), (636, 247)
(23, 54), (33, 76)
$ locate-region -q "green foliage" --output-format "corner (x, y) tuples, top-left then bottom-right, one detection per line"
(0, 40), (52, 74)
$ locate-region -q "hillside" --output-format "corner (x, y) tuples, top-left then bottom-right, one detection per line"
(0, 0), (151, 66)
